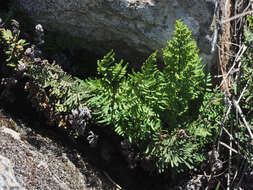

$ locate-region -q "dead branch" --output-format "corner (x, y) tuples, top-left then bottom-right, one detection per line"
(219, 141), (238, 154)
(232, 99), (253, 140)
(219, 10), (253, 24)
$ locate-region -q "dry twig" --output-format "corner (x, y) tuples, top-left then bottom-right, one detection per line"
(232, 99), (253, 140)
(219, 10), (253, 24)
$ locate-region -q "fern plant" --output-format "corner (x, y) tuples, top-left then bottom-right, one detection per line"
(0, 27), (28, 68)
(0, 24), (91, 136)
(86, 20), (219, 172)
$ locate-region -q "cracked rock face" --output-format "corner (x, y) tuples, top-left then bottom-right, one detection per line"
(13, 0), (216, 65)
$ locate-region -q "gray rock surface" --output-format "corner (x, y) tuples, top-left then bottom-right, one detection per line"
(0, 123), (111, 190)
(0, 155), (26, 190)
(13, 0), (217, 65)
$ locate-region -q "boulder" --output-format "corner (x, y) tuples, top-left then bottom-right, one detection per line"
(13, 0), (217, 65)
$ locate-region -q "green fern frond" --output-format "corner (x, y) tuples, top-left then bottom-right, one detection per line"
(86, 20), (217, 172)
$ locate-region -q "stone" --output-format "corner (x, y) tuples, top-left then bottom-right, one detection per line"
(13, 0), (217, 65)
(1, 127), (21, 141)
(0, 125), (89, 189)
(0, 155), (26, 190)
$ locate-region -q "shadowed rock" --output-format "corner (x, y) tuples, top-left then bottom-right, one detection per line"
(12, 0), (217, 65)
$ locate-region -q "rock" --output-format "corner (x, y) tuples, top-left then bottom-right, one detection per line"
(0, 124), (98, 189)
(1, 127), (21, 141)
(12, 0), (217, 65)
(0, 155), (26, 190)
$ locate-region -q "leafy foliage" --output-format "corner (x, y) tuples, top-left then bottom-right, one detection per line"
(28, 62), (88, 113)
(0, 18), (225, 173)
(0, 24), (91, 136)
(86, 20), (221, 172)
(0, 27), (28, 68)
(1, 9), (253, 187)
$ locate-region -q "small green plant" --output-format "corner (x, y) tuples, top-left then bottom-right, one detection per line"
(247, 15), (253, 29)
(0, 23), (90, 135)
(86, 20), (220, 172)
(0, 27), (28, 68)
(28, 62), (88, 112)
(0, 25), (87, 114)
